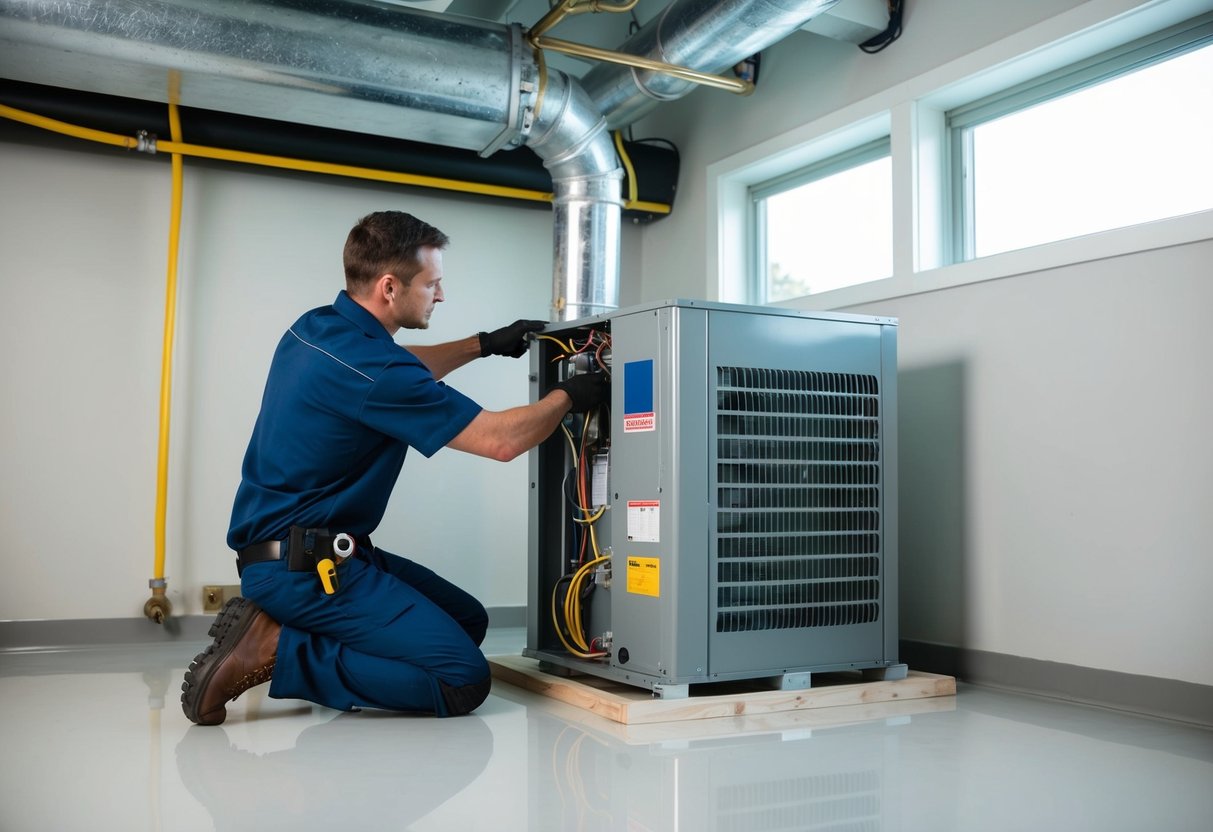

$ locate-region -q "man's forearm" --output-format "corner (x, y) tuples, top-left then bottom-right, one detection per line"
(447, 391), (572, 462)
(405, 335), (482, 380)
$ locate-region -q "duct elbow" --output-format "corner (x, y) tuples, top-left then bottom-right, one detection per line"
(527, 69), (622, 185)
(526, 70), (624, 322)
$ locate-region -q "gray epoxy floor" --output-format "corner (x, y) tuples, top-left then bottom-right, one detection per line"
(2, 628), (1211, 831)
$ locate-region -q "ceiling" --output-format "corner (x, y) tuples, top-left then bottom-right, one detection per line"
(434, 0), (665, 80)
(386, 0), (886, 81)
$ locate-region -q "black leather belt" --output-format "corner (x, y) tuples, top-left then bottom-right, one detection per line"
(236, 532), (372, 576)
(236, 540), (284, 576)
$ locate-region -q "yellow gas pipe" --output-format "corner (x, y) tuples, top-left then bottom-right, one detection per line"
(0, 91), (674, 624)
(143, 92), (184, 625)
(0, 103), (671, 212)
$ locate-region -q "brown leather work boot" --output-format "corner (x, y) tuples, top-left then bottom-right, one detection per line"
(181, 596), (280, 725)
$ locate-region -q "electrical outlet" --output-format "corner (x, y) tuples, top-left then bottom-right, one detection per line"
(202, 584), (242, 613)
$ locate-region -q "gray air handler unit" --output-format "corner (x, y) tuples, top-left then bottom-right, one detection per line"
(526, 300), (904, 698)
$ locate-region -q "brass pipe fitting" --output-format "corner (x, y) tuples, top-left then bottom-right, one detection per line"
(144, 580), (172, 624)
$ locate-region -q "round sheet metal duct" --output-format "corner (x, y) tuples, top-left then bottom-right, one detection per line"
(0, 0), (622, 320)
(580, 0), (842, 128)
(0, 0), (536, 151)
(528, 71), (622, 322)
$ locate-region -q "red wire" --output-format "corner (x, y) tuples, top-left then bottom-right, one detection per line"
(577, 428), (589, 563)
(571, 331), (596, 356)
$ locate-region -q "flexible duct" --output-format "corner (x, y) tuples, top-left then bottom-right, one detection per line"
(580, 0), (842, 128)
(0, 0), (621, 320)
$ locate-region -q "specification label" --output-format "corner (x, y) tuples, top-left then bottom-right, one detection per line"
(626, 556), (660, 597)
(626, 499), (660, 542)
(591, 454), (609, 507)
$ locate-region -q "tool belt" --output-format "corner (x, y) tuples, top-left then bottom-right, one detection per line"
(236, 526), (368, 577)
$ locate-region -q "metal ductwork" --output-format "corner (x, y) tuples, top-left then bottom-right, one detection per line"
(581, 0), (842, 128)
(1, 0), (847, 320)
(0, 0), (620, 321)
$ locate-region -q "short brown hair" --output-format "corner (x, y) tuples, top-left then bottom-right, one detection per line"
(343, 211), (450, 292)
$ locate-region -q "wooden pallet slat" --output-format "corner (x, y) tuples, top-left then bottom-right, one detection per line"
(489, 655), (957, 725)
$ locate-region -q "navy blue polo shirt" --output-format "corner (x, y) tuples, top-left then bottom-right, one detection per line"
(227, 291), (482, 550)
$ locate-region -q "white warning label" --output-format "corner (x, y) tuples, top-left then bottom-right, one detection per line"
(626, 500), (660, 542)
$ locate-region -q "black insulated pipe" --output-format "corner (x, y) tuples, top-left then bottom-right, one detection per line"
(0, 79), (678, 224)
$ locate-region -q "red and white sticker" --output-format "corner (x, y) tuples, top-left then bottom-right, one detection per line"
(623, 412), (656, 433)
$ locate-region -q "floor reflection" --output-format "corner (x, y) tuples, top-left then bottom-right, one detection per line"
(2, 638), (1209, 832)
(495, 684), (955, 831)
(175, 709), (494, 831)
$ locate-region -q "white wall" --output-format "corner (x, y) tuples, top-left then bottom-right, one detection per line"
(0, 131), (637, 620)
(633, 0), (1213, 686)
(3, 0), (1209, 691)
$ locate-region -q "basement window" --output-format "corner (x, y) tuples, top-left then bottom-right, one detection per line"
(749, 138), (892, 303)
(949, 16), (1213, 260)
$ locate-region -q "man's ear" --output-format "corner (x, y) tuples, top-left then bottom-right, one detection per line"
(377, 274), (397, 301)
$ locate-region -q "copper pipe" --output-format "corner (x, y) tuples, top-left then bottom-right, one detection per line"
(531, 35), (754, 96)
(529, 0), (640, 42)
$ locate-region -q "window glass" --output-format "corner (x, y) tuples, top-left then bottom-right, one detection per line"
(957, 35), (1213, 259)
(753, 145), (892, 302)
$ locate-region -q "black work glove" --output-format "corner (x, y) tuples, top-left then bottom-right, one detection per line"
(554, 372), (610, 413)
(478, 319), (547, 358)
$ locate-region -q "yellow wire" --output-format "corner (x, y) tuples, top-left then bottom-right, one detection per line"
(572, 559), (601, 649)
(536, 333), (573, 353)
(0, 101), (675, 214)
(562, 558), (607, 654)
(564, 572), (586, 651)
(0, 102), (557, 205)
(155, 137), (555, 202)
(612, 130), (639, 206)
(152, 97), (184, 585)
(572, 505), (606, 524)
(588, 523), (601, 560)
(559, 422), (578, 459)
(550, 578), (605, 658)
(611, 131), (671, 214)
(0, 103), (137, 149)
(563, 555), (609, 652)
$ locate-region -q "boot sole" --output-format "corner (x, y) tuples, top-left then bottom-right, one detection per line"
(181, 596), (262, 725)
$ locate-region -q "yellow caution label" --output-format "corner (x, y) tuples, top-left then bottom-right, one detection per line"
(626, 556), (660, 597)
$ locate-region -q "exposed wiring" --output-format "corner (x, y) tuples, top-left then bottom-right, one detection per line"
(859, 0), (905, 54)
(594, 335), (612, 375)
(544, 326), (612, 659)
(536, 333), (573, 353)
(609, 129), (671, 214)
(551, 571), (606, 658)
(612, 131), (640, 207)
(559, 424), (578, 461)
(573, 505), (606, 525)
(562, 556), (609, 653)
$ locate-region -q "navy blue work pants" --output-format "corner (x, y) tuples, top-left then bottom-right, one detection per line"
(238, 546), (490, 716)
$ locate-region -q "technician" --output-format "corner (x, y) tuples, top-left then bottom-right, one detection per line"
(181, 210), (608, 725)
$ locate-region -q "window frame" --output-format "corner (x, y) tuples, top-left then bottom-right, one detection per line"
(947, 15), (1213, 262)
(707, 2), (1213, 312)
(748, 137), (892, 304)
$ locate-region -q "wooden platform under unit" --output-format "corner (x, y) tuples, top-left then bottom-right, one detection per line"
(489, 655), (957, 726)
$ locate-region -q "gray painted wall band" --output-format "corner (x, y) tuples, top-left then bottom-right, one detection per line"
(2, 617), (1207, 727)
